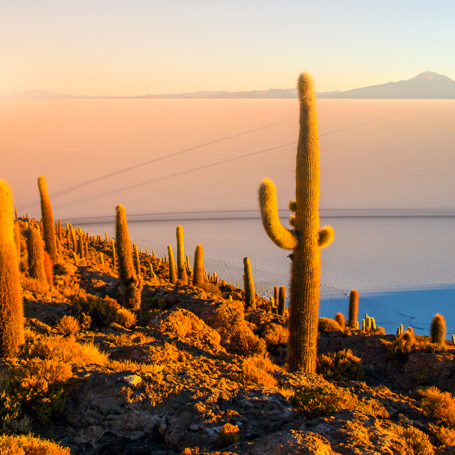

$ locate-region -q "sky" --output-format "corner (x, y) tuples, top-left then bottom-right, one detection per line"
(1, 0), (455, 96)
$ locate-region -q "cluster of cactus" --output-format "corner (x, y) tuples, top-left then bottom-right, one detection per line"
(0, 180), (24, 357)
(361, 313), (377, 331)
(258, 73), (334, 372)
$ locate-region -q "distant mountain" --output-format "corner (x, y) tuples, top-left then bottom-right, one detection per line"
(2, 72), (455, 99)
(317, 72), (455, 99)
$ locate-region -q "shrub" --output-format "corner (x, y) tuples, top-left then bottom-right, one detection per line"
(0, 434), (70, 454)
(217, 423), (240, 448)
(418, 387), (455, 428)
(393, 426), (434, 455)
(317, 349), (366, 382)
(0, 359), (72, 423)
(289, 384), (358, 419)
(318, 317), (341, 332)
(22, 335), (107, 366)
(116, 308), (137, 328)
(262, 323), (289, 347)
(72, 295), (120, 328)
(199, 282), (222, 297)
(432, 424), (455, 445)
(238, 355), (277, 388)
(56, 315), (80, 336)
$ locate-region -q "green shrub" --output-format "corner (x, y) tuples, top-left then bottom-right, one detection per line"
(0, 359), (72, 424)
(317, 349), (366, 382)
(289, 384), (356, 419)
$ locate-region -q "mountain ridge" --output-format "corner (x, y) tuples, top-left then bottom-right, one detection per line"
(2, 72), (455, 99)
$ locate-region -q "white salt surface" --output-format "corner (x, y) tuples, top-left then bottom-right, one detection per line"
(2, 98), (455, 337)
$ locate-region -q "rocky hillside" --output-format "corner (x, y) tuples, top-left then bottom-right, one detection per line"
(2, 218), (455, 454)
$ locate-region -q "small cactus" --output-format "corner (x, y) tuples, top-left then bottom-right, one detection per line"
(37, 176), (57, 262)
(431, 314), (446, 345)
(99, 252), (105, 268)
(176, 225), (187, 284)
(452, 334), (455, 344)
(28, 226), (47, 284)
(243, 257), (256, 310)
(168, 245), (177, 284)
(348, 290), (359, 328)
(278, 286), (286, 316)
(193, 244), (204, 287)
(335, 312), (346, 330)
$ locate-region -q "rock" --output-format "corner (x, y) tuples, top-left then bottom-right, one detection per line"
(245, 430), (335, 454)
(123, 374), (142, 387)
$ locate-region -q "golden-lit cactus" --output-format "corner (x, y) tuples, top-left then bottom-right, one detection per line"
(278, 286), (286, 316)
(14, 222), (21, 257)
(116, 205), (142, 310)
(112, 240), (117, 269)
(258, 73), (334, 373)
(134, 245), (141, 276)
(176, 225), (188, 284)
(349, 289), (359, 329)
(193, 244), (204, 287)
(43, 251), (53, 286)
(335, 312), (346, 330)
(431, 314), (446, 345)
(0, 181), (24, 356)
(37, 176), (57, 262)
(168, 244), (177, 284)
(28, 226), (47, 284)
(243, 257), (256, 310)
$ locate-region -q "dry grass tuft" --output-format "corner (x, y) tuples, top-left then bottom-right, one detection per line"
(217, 423), (240, 448)
(0, 433), (70, 454)
(116, 308), (137, 328)
(56, 315), (80, 336)
(262, 323), (289, 347)
(418, 386), (455, 428)
(238, 355), (278, 388)
(392, 425), (434, 455)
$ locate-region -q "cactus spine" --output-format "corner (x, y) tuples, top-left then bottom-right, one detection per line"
(258, 73), (334, 372)
(243, 257), (256, 310)
(0, 181), (24, 356)
(348, 289), (359, 328)
(431, 314), (446, 345)
(278, 286), (286, 316)
(28, 226), (47, 284)
(193, 244), (204, 287)
(37, 176), (57, 262)
(168, 245), (177, 284)
(116, 205), (142, 310)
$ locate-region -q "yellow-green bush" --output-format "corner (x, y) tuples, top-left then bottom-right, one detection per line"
(1, 359), (72, 423)
(317, 349), (366, 382)
(0, 434), (70, 455)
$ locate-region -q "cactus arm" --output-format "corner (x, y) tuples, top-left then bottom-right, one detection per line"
(259, 179), (298, 250)
(318, 226), (335, 248)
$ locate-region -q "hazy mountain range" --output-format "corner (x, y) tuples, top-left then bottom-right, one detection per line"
(2, 72), (455, 100)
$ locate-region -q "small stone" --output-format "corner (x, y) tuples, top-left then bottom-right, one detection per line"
(123, 374), (142, 387)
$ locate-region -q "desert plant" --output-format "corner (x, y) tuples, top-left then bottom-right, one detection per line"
(335, 312), (346, 330)
(392, 425), (434, 455)
(168, 244), (177, 284)
(37, 176), (57, 262)
(27, 226), (47, 284)
(56, 315), (80, 336)
(44, 251), (53, 286)
(262, 323), (289, 346)
(134, 244), (141, 275)
(0, 181), (24, 357)
(243, 257), (256, 310)
(238, 355), (277, 388)
(13, 222), (21, 257)
(192, 244), (205, 287)
(0, 434), (70, 454)
(317, 349), (366, 381)
(318, 317), (341, 332)
(217, 423), (240, 448)
(116, 308), (137, 328)
(278, 286), (286, 316)
(348, 289), (359, 328)
(116, 205), (142, 310)
(418, 386), (455, 428)
(176, 225), (188, 284)
(258, 73), (334, 372)
(431, 314), (446, 345)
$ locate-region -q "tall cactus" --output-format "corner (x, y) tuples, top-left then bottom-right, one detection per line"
(0, 181), (24, 356)
(168, 245), (177, 284)
(278, 286), (286, 316)
(243, 257), (256, 310)
(37, 176), (57, 262)
(193, 244), (205, 287)
(116, 205), (142, 310)
(349, 289), (359, 329)
(28, 226), (47, 284)
(258, 73), (334, 373)
(176, 225), (187, 284)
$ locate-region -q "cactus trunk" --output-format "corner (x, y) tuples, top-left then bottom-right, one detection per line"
(243, 257), (256, 310)
(37, 176), (57, 262)
(176, 225), (187, 284)
(168, 245), (177, 284)
(193, 244), (204, 287)
(0, 181), (24, 356)
(349, 289), (359, 328)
